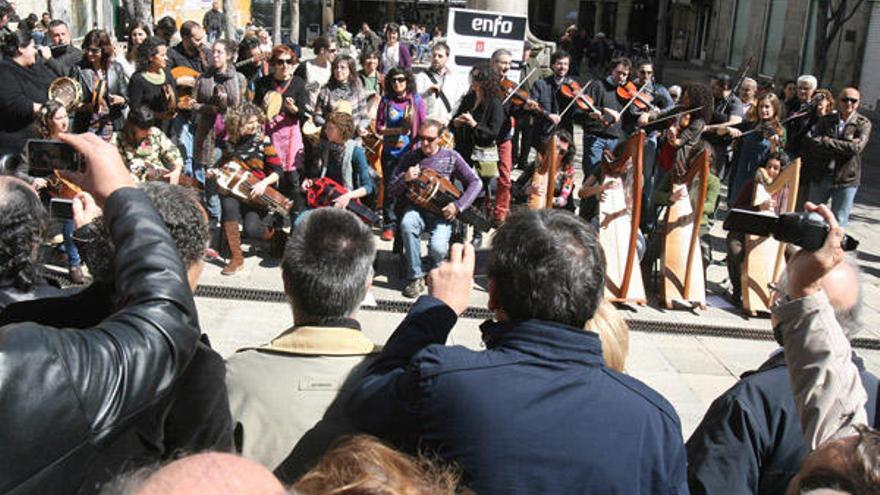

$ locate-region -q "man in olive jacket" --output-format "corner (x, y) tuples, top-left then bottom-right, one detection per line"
(806, 87), (872, 226)
(0, 134), (201, 494)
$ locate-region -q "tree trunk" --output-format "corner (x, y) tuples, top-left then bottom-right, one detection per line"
(273, 0), (283, 44)
(121, 0), (152, 27)
(223, 0), (235, 40)
(289, 0), (300, 44)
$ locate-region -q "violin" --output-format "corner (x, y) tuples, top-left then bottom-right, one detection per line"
(616, 81), (655, 111)
(498, 78), (536, 109)
(557, 81), (599, 113)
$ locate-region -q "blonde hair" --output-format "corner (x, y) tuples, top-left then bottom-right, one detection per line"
(585, 301), (630, 372)
(294, 435), (469, 495)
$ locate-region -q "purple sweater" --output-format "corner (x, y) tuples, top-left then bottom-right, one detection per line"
(388, 148), (482, 213)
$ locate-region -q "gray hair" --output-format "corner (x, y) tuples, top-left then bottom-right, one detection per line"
(283, 208), (376, 320)
(797, 75), (818, 90)
(490, 48), (512, 61)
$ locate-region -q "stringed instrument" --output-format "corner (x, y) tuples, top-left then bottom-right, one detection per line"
(660, 148), (710, 310)
(616, 81), (656, 112)
(740, 159), (800, 315)
(406, 168), (491, 232)
(558, 81), (600, 113)
(142, 165), (203, 190)
(306, 176), (381, 225)
(598, 131), (646, 305)
(171, 66), (200, 109)
(91, 78), (108, 113)
(213, 158), (294, 218)
(527, 134), (559, 210)
(46, 171), (82, 199)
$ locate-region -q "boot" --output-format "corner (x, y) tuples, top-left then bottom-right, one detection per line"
(221, 221), (244, 275)
(269, 229), (287, 259)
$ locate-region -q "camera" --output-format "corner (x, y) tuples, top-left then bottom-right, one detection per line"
(724, 209), (859, 252)
(26, 139), (84, 178)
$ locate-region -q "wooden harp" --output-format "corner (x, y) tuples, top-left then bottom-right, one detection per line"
(599, 130), (646, 305)
(527, 134), (559, 209)
(661, 148), (710, 309)
(741, 158), (800, 315)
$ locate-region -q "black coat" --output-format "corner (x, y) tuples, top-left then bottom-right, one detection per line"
(0, 59), (54, 155)
(0, 189), (201, 494)
(350, 296), (689, 495)
(686, 352), (879, 495)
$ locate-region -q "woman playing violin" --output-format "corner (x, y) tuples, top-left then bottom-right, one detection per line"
(722, 92), (785, 202)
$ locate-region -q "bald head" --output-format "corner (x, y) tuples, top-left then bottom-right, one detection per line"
(136, 453), (285, 495)
(821, 257), (863, 337)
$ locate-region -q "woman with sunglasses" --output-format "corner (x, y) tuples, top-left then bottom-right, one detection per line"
(315, 55), (370, 136)
(73, 29), (129, 140)
(379, 23), (412, 74)
(255, 44), (309, 210)
(375, 67), (425, 240)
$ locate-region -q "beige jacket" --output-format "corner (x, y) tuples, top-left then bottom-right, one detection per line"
(225, 323), (378, 478)
(775, 290), (868, 450)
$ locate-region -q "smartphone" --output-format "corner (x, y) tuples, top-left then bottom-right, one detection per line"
(49, 198), (74, 220)
(26, 139), (84, 178)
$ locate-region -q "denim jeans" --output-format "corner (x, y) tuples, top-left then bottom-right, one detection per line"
(641, 133), (660, 229)
(381, 152), (401, 230)
(808, 176), (858, 227)
(582, 134), (619, 174)
(171, 115), (199, 183)
(400, 207), (452, 280)
(62, 219), (81, 267)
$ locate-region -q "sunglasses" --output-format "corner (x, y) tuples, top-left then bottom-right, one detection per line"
(273, 59), (294, 65)
(328, 48), (338, 53)
(418, 134), (439, 142)
(392, 77), (407, 83)
(840, 97), (859, 104)
(87, 47), (102, 54)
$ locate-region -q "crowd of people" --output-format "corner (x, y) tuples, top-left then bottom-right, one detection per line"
(0, 1), (878, 493)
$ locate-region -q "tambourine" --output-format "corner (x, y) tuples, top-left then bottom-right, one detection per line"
(263, 90), (283, 119)
(48, 77), (83, 112)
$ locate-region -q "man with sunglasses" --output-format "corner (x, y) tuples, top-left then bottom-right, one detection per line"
(805, 87), (871, 226)
(387, 119), (481, 298)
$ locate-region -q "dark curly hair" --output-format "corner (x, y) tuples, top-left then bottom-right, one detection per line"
(488, 209), (605, 328)
(136, 36), (167, 72)
(0, 178), (48, 291)
(469, 63), (498, 101)
(82, 182), (208, 283)
(682, 82), (714, 123)
(383, 67), (416, 98)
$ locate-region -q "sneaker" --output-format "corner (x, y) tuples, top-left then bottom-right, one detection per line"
(380, 228), (394, 241)
(402, 278), (425, 298)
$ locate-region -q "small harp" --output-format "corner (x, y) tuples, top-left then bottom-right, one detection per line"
(740, 158), (800, 315)
(661, 148), (710, 309)
(527, 134), (559, 210)
(599, 131), (646, 305)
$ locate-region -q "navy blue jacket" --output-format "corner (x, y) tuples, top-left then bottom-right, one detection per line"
(686, 351), (879, 495)
(349, 296), (689, 494)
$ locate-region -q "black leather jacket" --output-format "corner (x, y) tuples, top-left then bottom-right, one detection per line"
(0, 188), (200, 494)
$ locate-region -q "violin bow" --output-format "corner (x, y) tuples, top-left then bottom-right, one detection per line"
(501, 67), (539, 105)
(639, 106), (704, 128)
(558, 80), (595, 121)
(618, 80), (651, 115)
